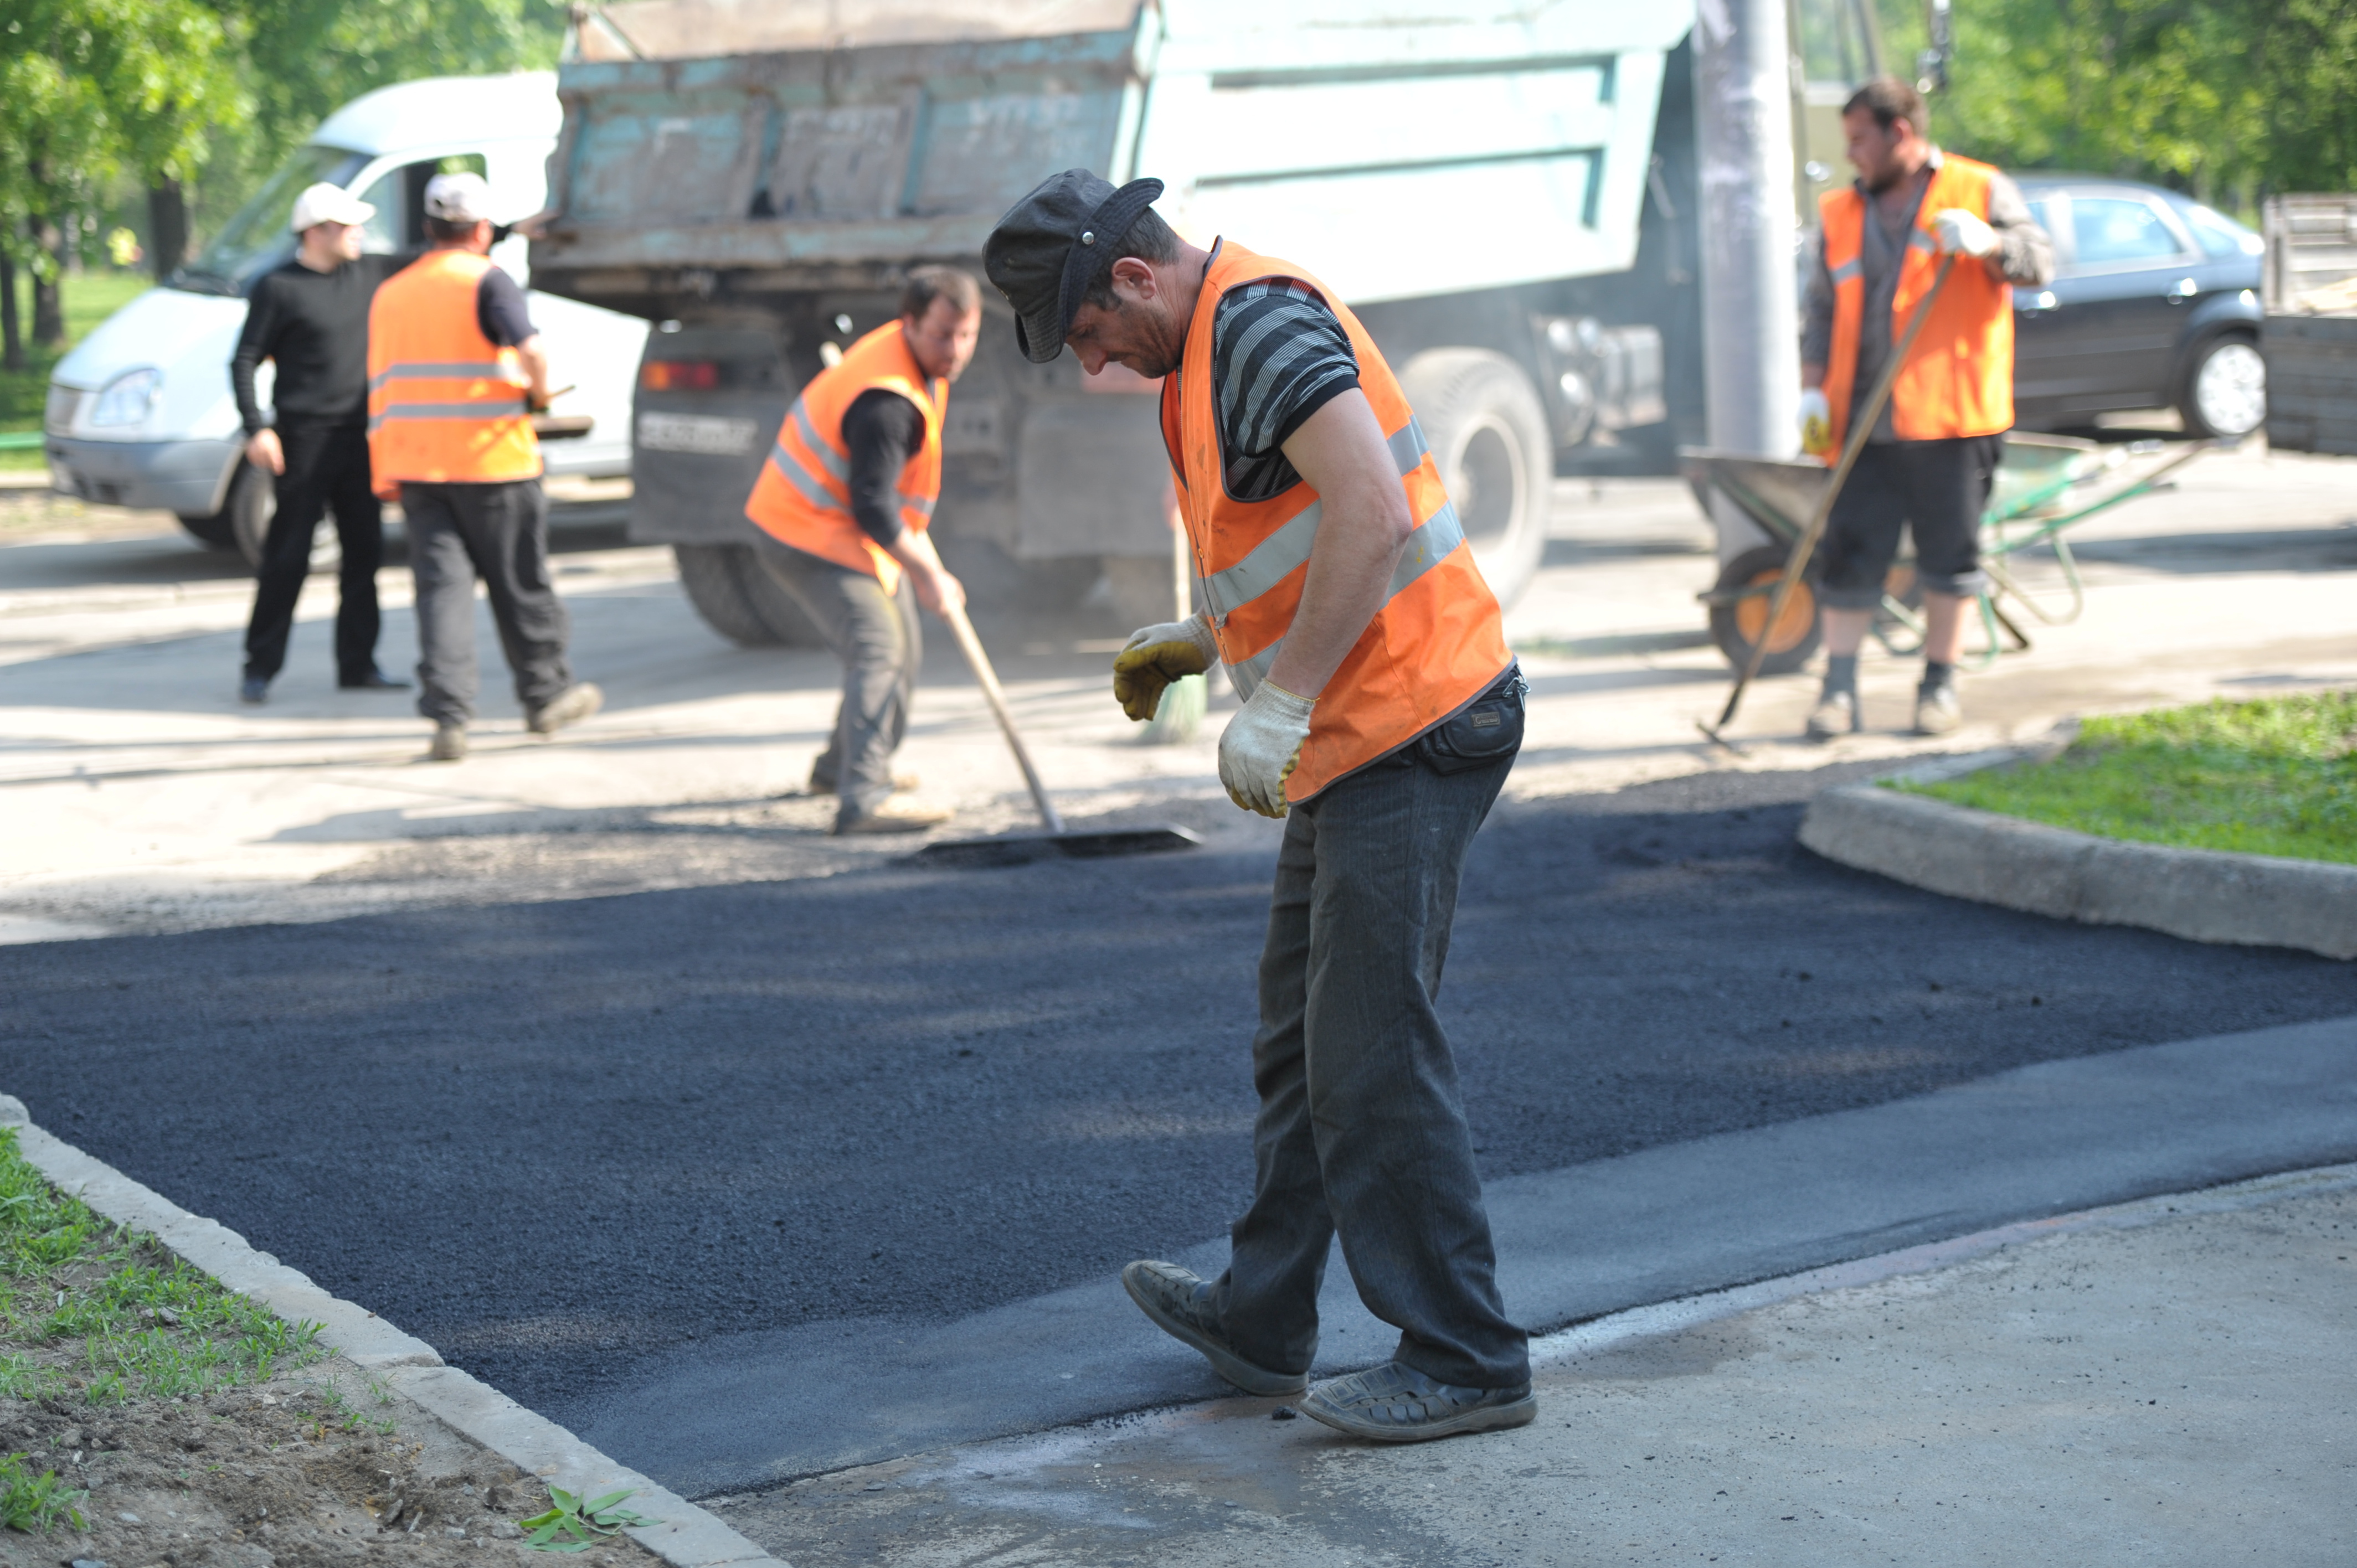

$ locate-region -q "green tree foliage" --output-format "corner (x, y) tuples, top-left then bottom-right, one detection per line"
(1885, 0), (2357, 204)
(235, 0), (566, 152)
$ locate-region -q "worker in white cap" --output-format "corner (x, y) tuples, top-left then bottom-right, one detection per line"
(229, 181), (414, 704)
(367, 172), (600, 762)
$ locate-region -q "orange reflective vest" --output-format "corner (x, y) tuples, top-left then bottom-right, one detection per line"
(1161, 241), (1512, 803)
(1819, 152), (2015, 456)
(366, 250), (541, 493)
(745, 323), (944, 594)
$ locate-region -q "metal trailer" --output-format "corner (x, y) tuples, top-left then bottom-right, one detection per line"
(2261, 194), (2357, 458)
(527, 0), (1729, 644)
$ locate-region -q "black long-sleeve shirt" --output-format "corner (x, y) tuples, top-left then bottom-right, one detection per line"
(231, 252), (537, 432)
(841, 388), (927, 549)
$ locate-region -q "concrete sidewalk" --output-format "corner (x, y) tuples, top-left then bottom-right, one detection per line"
(717, 1167), (2357, 1567)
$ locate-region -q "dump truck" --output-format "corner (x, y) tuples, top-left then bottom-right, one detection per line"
(529, 0), (1882, 644)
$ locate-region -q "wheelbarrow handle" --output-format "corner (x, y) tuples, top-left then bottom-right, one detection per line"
(1706, 251), (1960, 739)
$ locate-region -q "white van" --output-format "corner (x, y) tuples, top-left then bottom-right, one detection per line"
(42, 71), (646, 556)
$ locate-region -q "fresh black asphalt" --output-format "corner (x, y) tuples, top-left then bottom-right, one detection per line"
(5, 762), (2351, 1479)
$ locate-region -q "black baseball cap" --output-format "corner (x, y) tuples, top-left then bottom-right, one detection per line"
(984, 169), (1166, 363)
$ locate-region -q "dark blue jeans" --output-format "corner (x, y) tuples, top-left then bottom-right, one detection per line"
(1208, 669), (1531, 1390)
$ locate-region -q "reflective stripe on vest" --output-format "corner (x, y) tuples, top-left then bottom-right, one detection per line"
(364, 251), (541, 488)
(744, 322), (944, 591)
(1159, 240), (1512, 801)
(1817, 152), (2016, 456)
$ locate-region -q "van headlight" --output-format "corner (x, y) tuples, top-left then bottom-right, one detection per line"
(89, 367), (161, 427)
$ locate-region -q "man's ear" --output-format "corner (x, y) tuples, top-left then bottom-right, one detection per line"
(1109, 255), (1158, 303)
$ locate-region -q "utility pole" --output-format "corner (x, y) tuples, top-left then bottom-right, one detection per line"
(1692, 0), (1802, 560)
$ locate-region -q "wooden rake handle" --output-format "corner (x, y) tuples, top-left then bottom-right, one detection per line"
(939, 597), (1066, 835)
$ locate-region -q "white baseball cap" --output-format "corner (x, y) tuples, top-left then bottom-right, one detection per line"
(423, 172), (497, 225)
(289, 183), (374, 233)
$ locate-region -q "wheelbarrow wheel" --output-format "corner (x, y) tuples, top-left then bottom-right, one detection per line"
(1707, 544), (1823, 676)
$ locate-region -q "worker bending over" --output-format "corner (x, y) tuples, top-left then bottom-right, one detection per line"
(744, 267), (980, 835)
(367, 173), (601, 761)
(1800, 76), (2050, 736)
(987, 171), (1532, 1442)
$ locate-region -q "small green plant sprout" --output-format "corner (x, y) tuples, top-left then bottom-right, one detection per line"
(517, 1487), (660, 1552)
(0, 1452), (89, 1534)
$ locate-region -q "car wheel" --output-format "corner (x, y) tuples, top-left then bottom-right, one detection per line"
(2178, 334), (2266, 439)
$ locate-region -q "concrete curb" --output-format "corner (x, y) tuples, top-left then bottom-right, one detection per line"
(0, 1094), (791, 1568)
(1799, 747), (2357, 961)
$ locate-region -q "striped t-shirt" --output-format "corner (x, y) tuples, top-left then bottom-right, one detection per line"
(1208, 276), (1361, 502)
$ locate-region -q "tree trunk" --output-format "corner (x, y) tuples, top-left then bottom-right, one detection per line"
(1, 252), (21, 373)
(31, 219), (65, 348)
(148, 180), (191, 281)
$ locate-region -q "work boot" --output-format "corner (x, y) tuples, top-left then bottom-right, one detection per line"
(1297, 1362), (1537, 1443)
(426, 724), (467, 762)
(1913, 679), (1963, 736)
(831, 801), (952, 836)
(1120, 1260), (1308, 1397)
(527, 682), (603, 736)
(1805, 687), (1859, 739)
(239, 675), (269, 705)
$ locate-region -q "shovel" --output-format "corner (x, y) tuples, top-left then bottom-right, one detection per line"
(1701, 251), (1959, 748)
(912, 598), (1202, 868)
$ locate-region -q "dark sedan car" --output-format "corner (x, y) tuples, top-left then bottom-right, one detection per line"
(2011, 176), (2267, 438)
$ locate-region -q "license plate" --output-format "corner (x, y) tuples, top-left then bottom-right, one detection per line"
(636, 411), (760, 456)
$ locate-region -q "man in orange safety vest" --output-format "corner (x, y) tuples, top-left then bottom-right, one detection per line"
(743, 268), (980, 835)
(987, 171), (1533, 1445)
(1799, 77), (2050, 738)
(367, 172), (601, 762)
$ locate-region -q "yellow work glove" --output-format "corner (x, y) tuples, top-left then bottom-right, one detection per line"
(1218, 680), (1315, 818)
(1112, 613), (1219, 723)
(1798, 388), (1833, 461)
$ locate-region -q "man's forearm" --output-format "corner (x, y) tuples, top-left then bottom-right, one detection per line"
(516, 336), (550, 403)
(1263, 390), (1414, 700)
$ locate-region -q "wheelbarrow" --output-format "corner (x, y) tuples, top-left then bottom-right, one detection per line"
(1682, 432), (2224, 675)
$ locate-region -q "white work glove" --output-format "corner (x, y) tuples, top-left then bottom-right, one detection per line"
(1934, 207), (1999, 259)
(1798, 388), (1833, 460)
(1218, 680), (1315, 819)
(1112, 613), (1220, 722)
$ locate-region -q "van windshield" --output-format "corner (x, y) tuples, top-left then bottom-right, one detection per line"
(171, 145), (369, 297)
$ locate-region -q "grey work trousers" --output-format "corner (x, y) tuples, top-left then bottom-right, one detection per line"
(404, 478), (573, 728)
(1207, 669), (1532, 1390)
(753, 538), (920, 824)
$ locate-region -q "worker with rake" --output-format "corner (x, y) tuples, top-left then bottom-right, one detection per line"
(1800, 77), (2050, 737)
(986, 171), (1533, 1442)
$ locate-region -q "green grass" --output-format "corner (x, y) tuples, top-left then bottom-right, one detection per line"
(0, 1127), (322, 1405)
(1898, 692), (2357, 865)
(0, 1451), (86, 1535)
(1, 269), (155, 468)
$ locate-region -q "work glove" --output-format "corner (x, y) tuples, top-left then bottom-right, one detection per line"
(1798, 389), (1833, 460)
(1933, 208), (1999, 259)
(1218, 680), (1315, 819)
(1112, 613), (1218, 722)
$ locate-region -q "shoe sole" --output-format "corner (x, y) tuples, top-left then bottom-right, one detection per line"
(1120, 1264), (1306, 1397)
(1296, 1388), (1538, 1443)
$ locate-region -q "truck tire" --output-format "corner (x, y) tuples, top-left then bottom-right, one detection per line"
(1397, 349), (1552, 610)
(672, 543), (829, 648)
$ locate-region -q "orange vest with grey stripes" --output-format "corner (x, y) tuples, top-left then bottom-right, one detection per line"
(1819, 153), (2015, 455)
(1160, 241), (1512, 803)
(365, 250), (540, 492)
(745, 323), (944, 594)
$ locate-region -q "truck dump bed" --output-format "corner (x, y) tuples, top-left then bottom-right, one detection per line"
(535, 0), (1690, 307)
